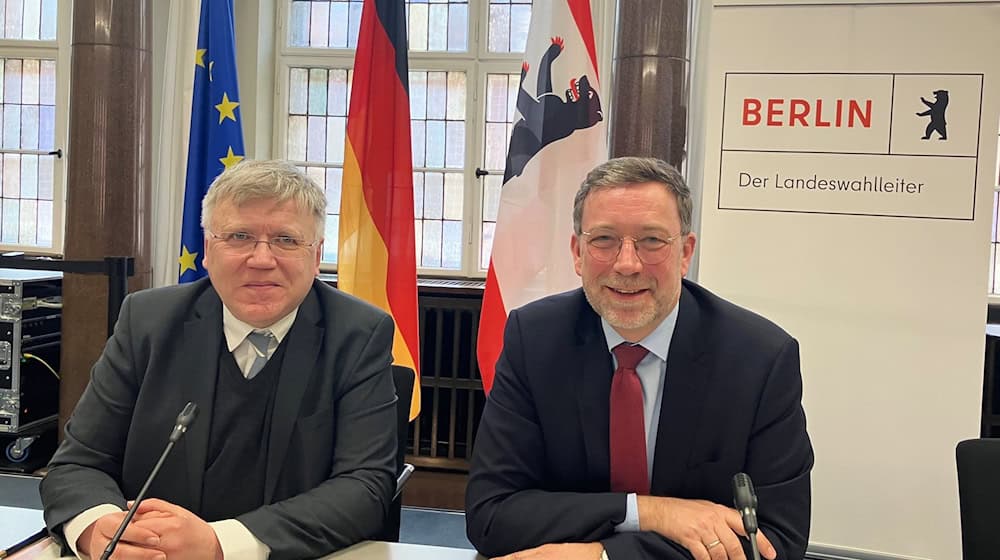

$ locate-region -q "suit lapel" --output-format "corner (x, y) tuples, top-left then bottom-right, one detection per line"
(651, 283), (709, 494)
(573, 293), (616, 486)
(178, 287), (223, 512)
(264, 287), (323, 502)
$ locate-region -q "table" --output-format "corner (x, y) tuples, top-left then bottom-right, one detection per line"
(7, 538), (486, 559)
(329, 541), (485, 559)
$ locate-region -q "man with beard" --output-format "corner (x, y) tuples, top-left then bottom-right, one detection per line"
(465, 157), (813, 560)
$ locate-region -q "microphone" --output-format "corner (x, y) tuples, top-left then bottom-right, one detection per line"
(100, 402), (199, 560)
(169, 402), (199, 443)
(732, 472), (761, 560)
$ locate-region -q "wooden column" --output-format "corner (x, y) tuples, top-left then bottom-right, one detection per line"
(59, 0), (152, 429)
(609, 0), (688, 168)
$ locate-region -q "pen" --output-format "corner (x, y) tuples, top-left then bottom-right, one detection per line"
(0, 528), (48, 559)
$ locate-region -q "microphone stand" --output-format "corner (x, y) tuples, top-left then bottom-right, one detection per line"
(100, 403), (198, 560)
(748, 528), (762, 560)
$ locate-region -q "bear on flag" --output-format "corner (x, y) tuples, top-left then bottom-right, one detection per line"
(478, 0), (607, 392)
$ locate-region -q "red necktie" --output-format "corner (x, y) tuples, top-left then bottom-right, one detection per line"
(610, 342), (650, 494)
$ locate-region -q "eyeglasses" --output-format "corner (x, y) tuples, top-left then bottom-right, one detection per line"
(580, 230), (680, 265)
(207, 230), (319, 258)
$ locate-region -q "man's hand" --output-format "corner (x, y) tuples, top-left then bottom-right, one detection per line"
(126, 499), (223, 560)
(492, 542), (604, 560)
(637, 496), (776, 560)
(76, 511), (164, 560)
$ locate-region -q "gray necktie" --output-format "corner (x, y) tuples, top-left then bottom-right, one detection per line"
(246, 330), (273, 379)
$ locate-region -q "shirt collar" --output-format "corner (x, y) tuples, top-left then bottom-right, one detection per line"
(601, 296), (681, 363)
(222, 305), (299, 352)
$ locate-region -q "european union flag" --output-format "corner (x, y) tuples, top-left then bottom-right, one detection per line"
(178, 0), (245, 282)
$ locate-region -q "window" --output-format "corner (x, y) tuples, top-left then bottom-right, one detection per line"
(277, 0), (531, 276)
(0, 0), (67, 253)
(991, 158), (1000, 295)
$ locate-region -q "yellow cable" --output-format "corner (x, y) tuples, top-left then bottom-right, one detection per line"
(23, 352), (60, 380)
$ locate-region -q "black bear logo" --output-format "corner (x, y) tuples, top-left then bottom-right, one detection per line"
(503, 37), (604, 183)
(916, 90), (948, 140)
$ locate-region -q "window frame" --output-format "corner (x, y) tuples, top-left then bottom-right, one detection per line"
(0, 0), (71, 255)
(990, 122), (1000, 301)
(274, 0), (528, 279)
(991, 184), (1000, 302)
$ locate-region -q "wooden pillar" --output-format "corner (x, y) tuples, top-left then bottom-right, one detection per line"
(610, 0), (688, 168)
(59, 0), (152, 430)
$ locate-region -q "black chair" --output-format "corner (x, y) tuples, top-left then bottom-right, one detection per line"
(956, 438), (1000, 559)
(380, 365), (415, 542)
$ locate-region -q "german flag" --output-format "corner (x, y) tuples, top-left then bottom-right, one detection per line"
(338, 0), (420, 419)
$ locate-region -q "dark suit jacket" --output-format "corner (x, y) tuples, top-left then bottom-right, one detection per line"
(466, 280), (813, 559)
(40, 278), (397, 560)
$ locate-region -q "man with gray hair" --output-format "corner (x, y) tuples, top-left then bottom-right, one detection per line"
(466, 156), (813, 560)
(41, 160), (397, 560)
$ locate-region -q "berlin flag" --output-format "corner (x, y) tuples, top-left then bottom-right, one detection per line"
(478, 0), (607, 393)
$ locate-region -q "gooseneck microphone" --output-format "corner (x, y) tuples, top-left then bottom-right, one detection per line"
(732, 472), (761, 560)
(100, 402), (199, 560)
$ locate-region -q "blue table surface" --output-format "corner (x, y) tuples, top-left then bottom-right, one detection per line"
(1, 473), (45, 550)
(1, 505), (45, 551)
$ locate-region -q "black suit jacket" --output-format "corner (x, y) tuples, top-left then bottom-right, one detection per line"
(466, 280), (813, 559)
(40, 278), (397, 560)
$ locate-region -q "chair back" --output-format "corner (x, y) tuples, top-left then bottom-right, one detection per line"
(380, 365), (415, 542)
(956, 438), (1000, 559)
(391, 365), (415, 475)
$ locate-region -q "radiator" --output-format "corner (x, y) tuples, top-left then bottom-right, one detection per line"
(408, 289), (486, 472)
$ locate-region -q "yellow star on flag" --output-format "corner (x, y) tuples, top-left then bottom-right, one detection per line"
(215, 92), (239, 124)
(179, 245), (199, 275)
(220, 146), (244, 170)
(195, 48), (207, 68)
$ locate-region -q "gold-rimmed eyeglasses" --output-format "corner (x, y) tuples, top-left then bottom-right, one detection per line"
(579, 230), (680, 265)
(207, 230), (319, 258)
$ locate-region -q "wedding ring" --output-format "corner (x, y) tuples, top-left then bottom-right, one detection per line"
(706, 539), (722, 549)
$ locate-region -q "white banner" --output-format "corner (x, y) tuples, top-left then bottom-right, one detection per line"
(696, 2), (1000, 559)
(718, 72), (983, 220)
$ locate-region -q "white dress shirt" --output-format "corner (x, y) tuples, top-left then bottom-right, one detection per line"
(223, 305), (297, 376)
(63, 306), (299, 560)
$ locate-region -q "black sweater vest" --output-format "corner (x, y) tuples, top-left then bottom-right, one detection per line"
(200, 338), (287, 521)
